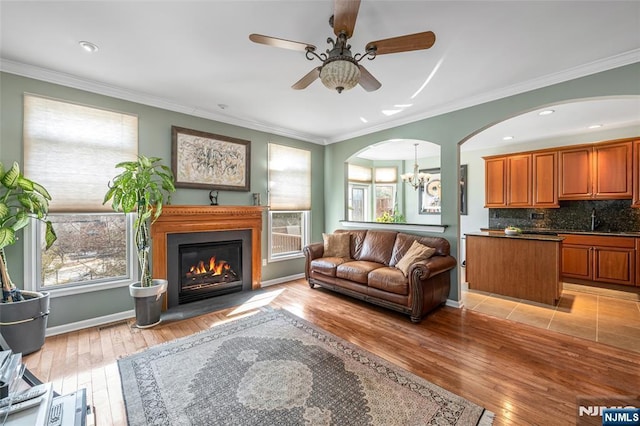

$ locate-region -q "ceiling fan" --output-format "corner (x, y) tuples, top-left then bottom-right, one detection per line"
(249, 0), (436, 93)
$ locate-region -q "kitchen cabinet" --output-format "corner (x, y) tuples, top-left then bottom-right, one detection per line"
(506, 154), (532, 206)
(484, 152), (557, 208)
(560, 234), (635, 286)
(558, 140), (632, 200)
(633, 140), (640, 208)
(532, 151), (558, 207)
(484, 157), (507, 207)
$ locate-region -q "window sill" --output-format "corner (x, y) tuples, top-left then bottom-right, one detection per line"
(340, 220), (448, 234)
(35, 278), (133, 298)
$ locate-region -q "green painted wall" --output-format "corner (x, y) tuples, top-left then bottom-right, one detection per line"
(325, 62), (640, 302)
(0, 72), (325, 327)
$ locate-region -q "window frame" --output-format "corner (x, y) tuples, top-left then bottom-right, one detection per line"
(24, 213), (138, 298)
(267, 210), (310, 262)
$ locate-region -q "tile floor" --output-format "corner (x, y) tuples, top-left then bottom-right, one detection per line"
(462, 283), (640, 353)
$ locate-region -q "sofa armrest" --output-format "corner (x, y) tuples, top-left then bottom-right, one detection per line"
(408, 255), (457, 322)
(412, 255), (457, 279)
(303, 242), (324, 260)
(303, 242), (324, 280)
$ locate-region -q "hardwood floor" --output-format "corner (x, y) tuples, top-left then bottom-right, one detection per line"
(25, 279), (640, 425)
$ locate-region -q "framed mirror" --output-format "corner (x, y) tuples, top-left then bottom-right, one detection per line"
(417, 165), (467, 215)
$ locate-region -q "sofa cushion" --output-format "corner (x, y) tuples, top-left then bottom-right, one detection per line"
(322, 232), (351, 258)
(336, 261), (383, 284)
(357, 230), (397, 265)
(395, 240), (436, 277)
(368, 267), (409, 295)
(310, 257), (346, 277)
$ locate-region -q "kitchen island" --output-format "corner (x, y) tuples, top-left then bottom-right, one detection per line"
(465, 232), (564, 305)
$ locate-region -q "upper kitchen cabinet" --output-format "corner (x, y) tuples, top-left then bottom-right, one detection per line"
(484, 152), (558, 208)
(558, 140), (632, 200)
(485, 157), (507, 207)
(506, 154), (532, 207)
(633, 140), (640, 208)
(532, 152), (558, 207)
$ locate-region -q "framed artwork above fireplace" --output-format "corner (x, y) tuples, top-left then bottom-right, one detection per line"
(171, 126), (251, 191)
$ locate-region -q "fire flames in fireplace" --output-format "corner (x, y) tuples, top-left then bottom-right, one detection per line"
(185, 256), (238, 286)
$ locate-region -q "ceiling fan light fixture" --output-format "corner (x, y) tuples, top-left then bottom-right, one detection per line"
(320, 57), (360, 93)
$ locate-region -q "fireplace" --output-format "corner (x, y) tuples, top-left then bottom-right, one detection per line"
(151, 206), (265, 311)
(166, 230), (252, 307)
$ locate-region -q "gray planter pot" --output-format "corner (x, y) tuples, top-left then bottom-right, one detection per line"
(0, 291), (49, 355)
(130, 279), (168, 328)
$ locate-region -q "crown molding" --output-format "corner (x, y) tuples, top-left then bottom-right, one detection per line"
(3, 49), (638, 147)
(0, 59), (329, 145)
(327, 49), (640, 144)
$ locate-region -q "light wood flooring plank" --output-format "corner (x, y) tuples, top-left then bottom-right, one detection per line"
(24, 279), (639, 426)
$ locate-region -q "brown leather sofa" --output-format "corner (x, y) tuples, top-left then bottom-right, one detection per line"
(303, 229), (457, 322)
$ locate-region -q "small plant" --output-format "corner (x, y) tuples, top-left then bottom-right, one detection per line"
(0, 161), (57, 302)
(103, 156), (175, 287)
(375, 205), (406, 223)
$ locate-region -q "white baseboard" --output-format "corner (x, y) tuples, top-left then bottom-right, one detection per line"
(46, 310), (135, 337)
(44, 275), (306, 335)
(261, 273), (305, 287)
(446, 299), (464, 309)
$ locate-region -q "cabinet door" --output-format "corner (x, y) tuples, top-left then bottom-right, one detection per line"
(533, 152), (558, 207)
(633, 140), (640, 207)
(561, 244), (592, 280)
(485, 157), (507, 207)
(593, 141), (633, 199)
(558, 147), (592, 199)
(593, 247), (635, 286)
(507, 154), (532, 207)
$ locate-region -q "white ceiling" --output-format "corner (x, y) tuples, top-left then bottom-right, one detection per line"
(1, 1), (640, 149)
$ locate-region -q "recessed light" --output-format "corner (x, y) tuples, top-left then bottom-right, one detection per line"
(538, 109), (555, 116)
(359, 117), (368, 123)
(382, 109), (401, 116)
(78, 41), (99, 53)
(502, 136), (514, 141)
(394, 104), (413, 108)
(588, 124), (603, 129)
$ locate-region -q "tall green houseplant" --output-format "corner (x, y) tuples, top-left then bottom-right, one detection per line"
(0, 161), (56, 302)
(103, 155), (175, 287)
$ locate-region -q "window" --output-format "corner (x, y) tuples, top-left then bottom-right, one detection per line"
(268, 144), (311, 261)
(374, 167), (397, 220)
(348, 185), (369, 221)
(23, 94), (138, 293)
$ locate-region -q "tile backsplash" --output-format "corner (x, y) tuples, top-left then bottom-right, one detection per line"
(489, 200), (640, 232)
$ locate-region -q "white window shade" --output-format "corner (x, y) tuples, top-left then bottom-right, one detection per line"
(375, 167), (397, 183)
(348, 164), (372, 183)
(268, 144), (311, 211)
(23, 94), (138, 212)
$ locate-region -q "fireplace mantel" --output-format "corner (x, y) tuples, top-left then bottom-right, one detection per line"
(151, 205), (266, 309)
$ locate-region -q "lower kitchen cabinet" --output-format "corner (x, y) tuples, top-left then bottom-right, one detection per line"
(560, 234), (635, 286)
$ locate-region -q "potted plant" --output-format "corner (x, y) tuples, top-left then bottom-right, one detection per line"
(103, 155), (175, 328)
(0, 161), (57, 355)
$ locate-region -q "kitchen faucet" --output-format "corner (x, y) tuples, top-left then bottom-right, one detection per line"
(591, 208), (597, 231)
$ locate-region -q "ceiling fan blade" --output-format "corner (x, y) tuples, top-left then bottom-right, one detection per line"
(358, 65), (382, 92)
(333, 0), (361, 38)
(292, 67), (321, 90)
(249, 34), (316, 52)
(365, 31), (436, 55)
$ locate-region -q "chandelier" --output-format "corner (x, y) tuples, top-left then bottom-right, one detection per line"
(401, 143), (431, 190)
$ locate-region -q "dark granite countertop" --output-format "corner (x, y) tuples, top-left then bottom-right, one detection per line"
(482, 228), (640, 238)
(467, 231), (564, 242)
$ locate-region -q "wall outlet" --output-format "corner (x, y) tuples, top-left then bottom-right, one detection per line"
(262, 259), (267, 266)
(531, 212), (545, 220)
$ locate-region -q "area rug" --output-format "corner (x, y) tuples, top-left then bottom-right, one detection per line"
(119, 308), (494, 425)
